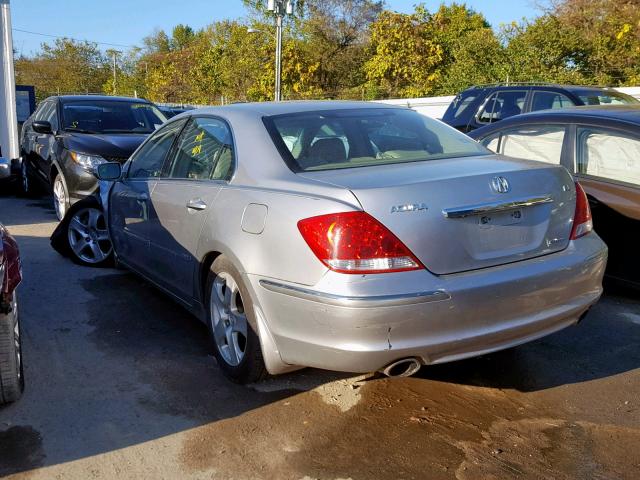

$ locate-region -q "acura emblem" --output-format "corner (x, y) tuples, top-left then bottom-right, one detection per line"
(490, 176), (510, 194)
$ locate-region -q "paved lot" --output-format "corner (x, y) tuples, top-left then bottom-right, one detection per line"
(0, 193), (639, 480)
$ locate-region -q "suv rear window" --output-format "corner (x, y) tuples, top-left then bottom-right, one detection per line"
(265, 108), (489, 172)
(442, 90), (478, 121)
(576, 91), (638, 105)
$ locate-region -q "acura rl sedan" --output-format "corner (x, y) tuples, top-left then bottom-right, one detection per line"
(52, 101), (608, 383)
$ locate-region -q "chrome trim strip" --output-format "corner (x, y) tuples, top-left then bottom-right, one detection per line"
(259, 279), (451, 308)
(442, 196), (553, 219)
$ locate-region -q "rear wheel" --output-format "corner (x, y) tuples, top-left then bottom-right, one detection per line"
(206, 256), (266, 384)
(67, 206), (114, 267)
(0, 291), (24, 404)
(53, 173), (69, 221)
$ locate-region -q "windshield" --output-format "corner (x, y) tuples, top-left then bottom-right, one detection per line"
(61, 100), (166, 134)
(266, 108), (490, 172)
(577, 91), (639, 105)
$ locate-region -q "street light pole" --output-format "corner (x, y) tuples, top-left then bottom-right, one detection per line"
(267, 0), (293, 102)
(108, 49), (121, 95)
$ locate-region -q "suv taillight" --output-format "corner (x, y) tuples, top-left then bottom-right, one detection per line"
(297, 211), (423, 274)
(570, 182), (593, 240)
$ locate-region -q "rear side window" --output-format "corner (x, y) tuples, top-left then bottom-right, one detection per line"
(265, 108), (489, 172)
(577, 91), (638, 105)
(478, 90), (527, 124)
(577, 127), (640, 186)
(531, 91), (575, 111)
(166, 117), (234, 180)
(499, 125), (565, 165)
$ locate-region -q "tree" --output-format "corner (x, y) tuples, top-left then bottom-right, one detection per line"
(364, 10), (442, 98)
(15, 38), (110, 100)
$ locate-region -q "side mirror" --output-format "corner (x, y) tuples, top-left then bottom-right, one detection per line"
(96, 162), (122, 181)
(32, 120), (53, 134)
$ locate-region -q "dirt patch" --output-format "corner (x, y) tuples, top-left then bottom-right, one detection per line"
(179, 375), (640, 480)
(0, 426), (45, 477)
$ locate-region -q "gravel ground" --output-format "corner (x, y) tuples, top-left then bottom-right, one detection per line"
(0, 193), (639, 480)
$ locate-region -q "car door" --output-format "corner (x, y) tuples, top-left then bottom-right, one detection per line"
(147, 115), (235, 302)
(25, 101), (57, 186)
(573, 124), (640, 284)
(109, 118), (187, 273)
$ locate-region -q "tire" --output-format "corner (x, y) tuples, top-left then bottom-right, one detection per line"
(206, 256), (267, 384)
(0, 291), (24, 404)
(65, 205), (114, 267)
(52, 173), (69, 221)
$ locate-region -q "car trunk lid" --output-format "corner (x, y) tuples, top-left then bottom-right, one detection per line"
(299, 155), (576, 275)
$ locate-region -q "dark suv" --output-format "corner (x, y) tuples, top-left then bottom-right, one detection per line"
(20, 95), (166, 220)
(442, 83), (639, 132)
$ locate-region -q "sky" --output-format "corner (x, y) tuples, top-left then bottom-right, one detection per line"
(10, 0), (539, 56)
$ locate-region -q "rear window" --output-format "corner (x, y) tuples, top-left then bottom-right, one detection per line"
(443, 90), (478, 121)
(576, 91), (639, 105)
(265, 108), (489, 172)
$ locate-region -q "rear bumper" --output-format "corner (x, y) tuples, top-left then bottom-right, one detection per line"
(247, 233), (607, 374)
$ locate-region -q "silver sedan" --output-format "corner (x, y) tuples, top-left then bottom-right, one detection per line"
(59, 101), (607, 383)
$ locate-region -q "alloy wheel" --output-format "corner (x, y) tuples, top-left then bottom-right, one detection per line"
(67, 207), (113, 264)
(210, 272), (248, 367)
(53, 176), (67, 220)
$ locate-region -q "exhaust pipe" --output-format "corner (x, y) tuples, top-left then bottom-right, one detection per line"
(381, 358), (422, 378)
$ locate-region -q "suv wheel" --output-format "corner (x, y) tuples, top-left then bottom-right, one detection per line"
(0, 291), (24, 404)
(206, 256), (267, 384)
(53, 173), (69, 220)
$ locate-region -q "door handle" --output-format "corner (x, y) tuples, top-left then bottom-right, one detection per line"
(187, 198), (207, 211)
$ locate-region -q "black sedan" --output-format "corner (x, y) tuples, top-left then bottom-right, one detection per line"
(20, 95), (166, 220)
(468, 105), (640, 288)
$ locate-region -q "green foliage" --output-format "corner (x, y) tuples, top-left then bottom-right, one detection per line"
(15, 1), (640, 104)
(16, 38), (110, 101)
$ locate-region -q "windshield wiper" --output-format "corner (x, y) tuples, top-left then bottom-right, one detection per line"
(65, 128), (98, 134)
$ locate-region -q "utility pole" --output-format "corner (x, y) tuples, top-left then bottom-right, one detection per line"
(107, 49), (121, 95)
(0, 0), (18, 179)
(266, 0), (294, 102)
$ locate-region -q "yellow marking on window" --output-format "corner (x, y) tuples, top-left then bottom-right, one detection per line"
(191, 144), (202, 156)
(195, 131), (205, 142)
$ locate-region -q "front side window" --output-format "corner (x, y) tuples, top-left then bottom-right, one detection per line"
(531, 91), (576, 112)
(480, 133), (501, 152)
(477, 90), (527, 124)
(166, 117), (234, 180)
(266, 108), (489, 172)
(45, 102), (59, 131)
(61, 100), (166, 134)
(127, 119), (185, 179)
(499, 125), (566, 165)
(34, 101), (53, 122)
(577, 127), (640, 186)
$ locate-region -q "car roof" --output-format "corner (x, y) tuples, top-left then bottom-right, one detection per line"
(187, 100), (405, 119)
(55, 95), (152, 104)
(469, 105), (640, 139)
(504, 105), (640, 122)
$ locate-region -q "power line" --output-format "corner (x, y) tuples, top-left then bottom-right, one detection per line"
(12, 28), (136, 49)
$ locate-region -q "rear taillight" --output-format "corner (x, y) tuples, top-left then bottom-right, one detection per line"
(570, 182), (593, 240)
(297, 211), (423, 274)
